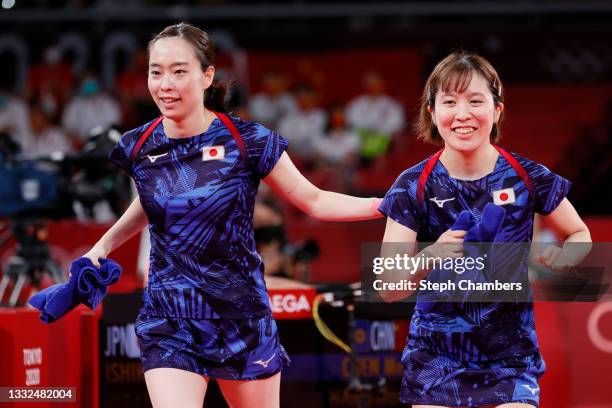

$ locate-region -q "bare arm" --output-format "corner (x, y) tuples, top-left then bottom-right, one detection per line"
(537, 198), (592, 269)
(379, 218), (419, 302)
(263, 152), (382, 221)
(379, 217), (465, 302)
(83, 196), (149, 265)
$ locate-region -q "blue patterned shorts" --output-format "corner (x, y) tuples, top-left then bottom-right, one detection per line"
(135, 312), (290, 380)
(401, 346), (545, 407)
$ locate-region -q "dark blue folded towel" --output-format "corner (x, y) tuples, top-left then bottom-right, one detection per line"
(29, 257), (122, 323)
(451, 203), (506, 243)
(467, 203), (506, 243)
(450, 210), (476, 232)
(460, 204), (507, 300)
(421, 204), (506, 302)
(77, 258), (122, 308)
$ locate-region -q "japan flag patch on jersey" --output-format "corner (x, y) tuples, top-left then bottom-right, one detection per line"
(202, 146), (225, 161)
(492, 188), (516, 206)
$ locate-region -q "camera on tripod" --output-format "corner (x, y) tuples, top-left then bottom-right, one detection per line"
(0, 127), (131, 306)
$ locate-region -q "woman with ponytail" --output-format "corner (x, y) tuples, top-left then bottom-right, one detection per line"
(81, 23), (383, 408)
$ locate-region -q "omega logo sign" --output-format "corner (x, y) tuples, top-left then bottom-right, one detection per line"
(269, 294), (311, 313)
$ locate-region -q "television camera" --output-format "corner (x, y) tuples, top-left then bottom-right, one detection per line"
(0, 127), (131, 306)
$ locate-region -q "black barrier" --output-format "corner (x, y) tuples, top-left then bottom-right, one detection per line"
(99, 291), (409, 408)
(99, 290), (149, 408)
(100, 291), (236, 407)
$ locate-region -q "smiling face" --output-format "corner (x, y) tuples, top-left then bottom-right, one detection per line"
(148, 36), (214, 122)
(430, 73), (503, 152)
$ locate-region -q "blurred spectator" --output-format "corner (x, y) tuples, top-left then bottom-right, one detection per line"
(314, 103), (360, 167)
(277, 82), (326, 163)
(346, 71), (405, 161)
(313, 103), (360, 191)
(21, 99), (73, 158)
(0, 90), (30, 147)
(26, 46), (75, 123)
(62, 73), (121, 143)
(116, 50), (156, 129)
(248, 69), (297, 129)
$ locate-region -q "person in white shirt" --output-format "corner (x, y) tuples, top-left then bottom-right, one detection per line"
(277, 83), (326, 163)
(314, 103), (360, 166)
(21, 100), (73, 158)
(62, 74), (121, 144)
(0, 91), (31, 147)
(248, 70), (297, 130)
(313, 103), (361, 191)
(346, 71), (405, 160)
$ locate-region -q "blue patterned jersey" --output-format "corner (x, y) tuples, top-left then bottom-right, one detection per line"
(109, 116), (288, 318)
(380, 151), (570, 361)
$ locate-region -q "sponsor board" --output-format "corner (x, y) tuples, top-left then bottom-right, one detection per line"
(269, 288), (316, 320)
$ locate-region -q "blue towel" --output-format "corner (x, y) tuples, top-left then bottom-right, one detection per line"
(451, 203), (506, 242)
(460, 203), (507, 301)
(450, 210), (476, 232)
(422, 204), (506, 302)
(467, 203), (506, 243)
(29, 257), (122, 323)
(78, 258), (122, 308)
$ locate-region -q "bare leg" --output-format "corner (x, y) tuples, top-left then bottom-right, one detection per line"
(144, 368), (208, 408)
(217, 372), (281, 408)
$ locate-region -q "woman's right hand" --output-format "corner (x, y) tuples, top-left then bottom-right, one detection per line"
(426, 229), (466, 259)
(81, 246), (108, 268)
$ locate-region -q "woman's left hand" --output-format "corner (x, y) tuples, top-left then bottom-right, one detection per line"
(534, 245), (573, 272)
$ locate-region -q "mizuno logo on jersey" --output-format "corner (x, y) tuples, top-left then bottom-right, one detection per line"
(492, 188), (516, 205)
(145, 152), (168, 163)
(202, 146), (225, 161)
(430, 197), (455, 208)
(521, 384), (539, 395)
(252, 353), (275, 368)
